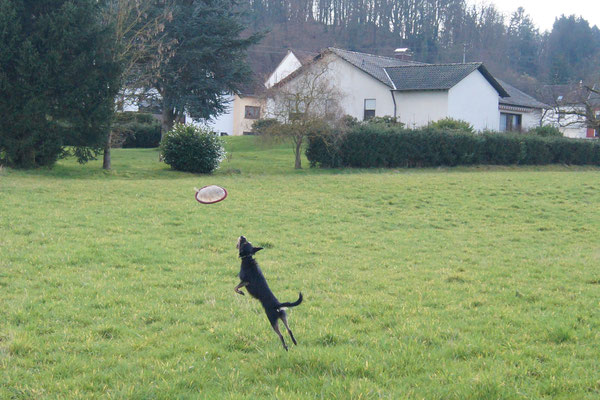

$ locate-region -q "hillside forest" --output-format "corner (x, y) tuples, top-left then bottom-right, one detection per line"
(241, 0), (600, 91)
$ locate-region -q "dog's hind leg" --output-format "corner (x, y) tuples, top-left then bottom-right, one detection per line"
(271, 320), (288, 351)
(280, 312), (297, 346)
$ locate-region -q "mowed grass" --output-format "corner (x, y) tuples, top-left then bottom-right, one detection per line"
(1, 137), (600, 399)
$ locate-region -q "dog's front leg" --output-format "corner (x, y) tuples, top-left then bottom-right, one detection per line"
(234, 281), (248, 295)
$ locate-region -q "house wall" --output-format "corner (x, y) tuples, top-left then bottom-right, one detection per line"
(326, 55), (395, 120)
(268, 53), (395, 121)
(522, 109), (542, 130)
(232, 95), (265, 136)
(448, 70), (500, 131)
(201, 94), (235, 135)
(393, 91), (448, 128)
(265, 51), (303, 88)
(561, 127), (588, 139)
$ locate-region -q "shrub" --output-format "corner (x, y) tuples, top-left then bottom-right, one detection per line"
(160, 124), (225, 173)
(528, 125), (562, 137)
(365, 115), (405, 128)
(306, 125), (600, 168)
(339, 115), (360, 129)
(112, 112), (161, 148)
(428, 118), (474, 134)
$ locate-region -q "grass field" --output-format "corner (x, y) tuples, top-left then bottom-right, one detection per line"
(1, 137), (600, 399)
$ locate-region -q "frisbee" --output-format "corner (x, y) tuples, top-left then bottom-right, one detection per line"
(195, 185), (228, 204)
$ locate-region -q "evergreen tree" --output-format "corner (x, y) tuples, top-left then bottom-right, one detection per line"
(507, 8), (540, 76)
(154, 0), (263, 133)
(0, 0), (121, 168)
(546, 15), (600, 83)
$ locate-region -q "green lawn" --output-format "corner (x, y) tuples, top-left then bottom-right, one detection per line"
(1, 137), (600, 399)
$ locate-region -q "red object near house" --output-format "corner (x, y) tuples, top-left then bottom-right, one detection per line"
(586, 128), (599, 138)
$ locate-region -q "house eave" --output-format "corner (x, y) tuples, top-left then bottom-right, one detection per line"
(499, 104), (537, 113)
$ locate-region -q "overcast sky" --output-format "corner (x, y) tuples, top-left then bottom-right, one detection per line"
(467, 0), (600, 32)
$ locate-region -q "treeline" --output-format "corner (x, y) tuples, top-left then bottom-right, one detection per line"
(243, 0), (600, 85)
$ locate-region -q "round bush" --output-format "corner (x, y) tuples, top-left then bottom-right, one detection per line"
(527, 125), (562, 137)
(428, 118), (474, 134)
(160, 124), (225, 173)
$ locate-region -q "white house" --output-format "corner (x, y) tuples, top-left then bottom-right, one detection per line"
(269, 48), (513, 131)
(541, 84), (600, 139)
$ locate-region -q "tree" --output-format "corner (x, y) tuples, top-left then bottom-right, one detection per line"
(262, 58), (343, 169)
(0, 0), (121, 168)
(507, 8), (540, 76)
(153, 0), (263, 134)
(545, 16), (600, 83)
(542, 83), (600, 136)
(101, 0), (174, 169)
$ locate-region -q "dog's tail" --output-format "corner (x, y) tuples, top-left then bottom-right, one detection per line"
(277, 292), (303, 310)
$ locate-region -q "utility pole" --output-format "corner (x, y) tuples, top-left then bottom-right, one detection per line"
(463, 43), (466, 63)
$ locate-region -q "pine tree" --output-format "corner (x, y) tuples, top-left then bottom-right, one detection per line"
(0, 0), (121, 168)
(154, 0), (263, 133)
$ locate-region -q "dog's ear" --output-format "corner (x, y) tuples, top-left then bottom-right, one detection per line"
(252, 247), (263, 254)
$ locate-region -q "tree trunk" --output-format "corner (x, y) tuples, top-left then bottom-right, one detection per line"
(103, 130), (112, 170)
(294, 137), (302, 169)
(161, 106), (175, 138)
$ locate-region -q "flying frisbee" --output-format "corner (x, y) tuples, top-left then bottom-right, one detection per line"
(195, 185), (228, 204)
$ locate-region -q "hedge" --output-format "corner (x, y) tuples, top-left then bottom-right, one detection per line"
(306, 125), (600, 168)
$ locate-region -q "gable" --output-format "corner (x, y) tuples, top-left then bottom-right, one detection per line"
(265, 51), (303, 88)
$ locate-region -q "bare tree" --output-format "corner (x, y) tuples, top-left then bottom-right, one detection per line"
(101, 0), (174, 169)
(262, 59), (344, 169)
(541, 83), (600, 138)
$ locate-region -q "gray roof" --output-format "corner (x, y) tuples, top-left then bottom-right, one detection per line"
(384, 63), (509, 97)
(497, 79), (548, 109)
(328, 47), (423, 87)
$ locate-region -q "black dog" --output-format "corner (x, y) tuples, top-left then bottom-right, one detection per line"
(234, 236), (303, 351)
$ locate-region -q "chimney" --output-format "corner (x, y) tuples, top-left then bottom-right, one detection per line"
(394, 48), (413, 61)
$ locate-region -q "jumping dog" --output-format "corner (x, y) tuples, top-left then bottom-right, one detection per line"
(235, 236), (303, 351)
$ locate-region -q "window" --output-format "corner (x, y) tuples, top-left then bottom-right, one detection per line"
(500, 112), (522, 132)
(364, 99), (376, 120)
(244, 106), (260, 119)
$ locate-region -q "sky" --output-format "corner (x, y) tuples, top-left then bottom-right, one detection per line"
(467, 0), (600, 32)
